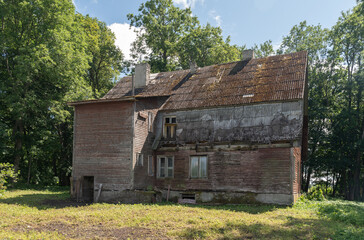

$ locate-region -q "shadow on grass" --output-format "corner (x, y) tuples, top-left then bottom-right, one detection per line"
(0, 192), (88, 210)
(10, 183), (69, 192)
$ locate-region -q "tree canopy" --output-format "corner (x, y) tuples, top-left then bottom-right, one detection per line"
(128, 0), (242, 72)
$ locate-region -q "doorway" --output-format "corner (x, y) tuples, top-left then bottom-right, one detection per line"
(82, 176), (94, 202)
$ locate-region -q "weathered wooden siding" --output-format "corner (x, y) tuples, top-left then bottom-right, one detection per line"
(73, 101), (133, 198)
(133, 98), (167, 189)
(155, 147), (292, 194)
(155, 100), (303, 145)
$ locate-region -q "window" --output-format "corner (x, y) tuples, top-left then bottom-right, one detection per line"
(163, 116), (177, 139)
(136, 153), (143, 166)
(148, 112), (153, 132)
(190, 156), (207, 178)
(148, 155), (154, 176)
(157, 156), (174, 178)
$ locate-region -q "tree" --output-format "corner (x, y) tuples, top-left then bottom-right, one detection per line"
(253, 40), (275, 58)
(128, 0), (198, 72)
(78, 14), (124, 98)
(0, 0), (90, 179)
(128, 0), (243, 73)
(177, 24), (242, 69)
(329, 3), (363, 200)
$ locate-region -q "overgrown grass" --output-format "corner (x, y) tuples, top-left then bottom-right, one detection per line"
(0, 188), (363, 239)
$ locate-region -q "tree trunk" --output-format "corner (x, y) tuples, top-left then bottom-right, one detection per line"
(304, 166), (312, 192)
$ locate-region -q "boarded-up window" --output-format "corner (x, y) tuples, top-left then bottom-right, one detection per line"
(163, 116), (176, 139)
(136, 153), (143, 166)
(157, 156), (174, 178)
(148, 155), (154, 176)
(190, 156), (207, 178)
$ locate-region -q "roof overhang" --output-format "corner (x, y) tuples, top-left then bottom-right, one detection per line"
(67, 96), (136, 106)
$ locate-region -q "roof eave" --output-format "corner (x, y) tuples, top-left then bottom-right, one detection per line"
(67, 96), (136, 106)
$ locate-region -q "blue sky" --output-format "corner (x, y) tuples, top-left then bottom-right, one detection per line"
(73, 0), (357, 59)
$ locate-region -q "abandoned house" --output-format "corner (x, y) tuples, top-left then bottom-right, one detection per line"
(69, 50), (308, 205)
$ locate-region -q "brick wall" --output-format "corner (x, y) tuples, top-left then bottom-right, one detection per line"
(293, 147), (301, 194)
(155, 147), (292, 194)
(73, 101), (133, 196)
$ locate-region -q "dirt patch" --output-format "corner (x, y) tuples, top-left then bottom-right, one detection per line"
(12, 221), (170, 239)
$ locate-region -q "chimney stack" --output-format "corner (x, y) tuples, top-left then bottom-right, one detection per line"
(134, 63), (150, 88)
(242, 49), (254, 61)
(189, 60), (197, 74)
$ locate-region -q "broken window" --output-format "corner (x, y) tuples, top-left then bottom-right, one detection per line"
(163, 116), (176, 139)
(157, 156), (174, 178)
(136, 153), (143, 166)
(190, 156), (207, 178)
(148, 155), (154, 176)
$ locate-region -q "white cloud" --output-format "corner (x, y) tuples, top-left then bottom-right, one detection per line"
(209, 10), (222, 27)
(108, 23), (138, 60)
(272, 41), (282, 52)
(173, 0), (204, 9)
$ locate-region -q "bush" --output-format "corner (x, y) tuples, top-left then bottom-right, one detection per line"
(0, 163), (18, 197)
(307, 185), (326, 201)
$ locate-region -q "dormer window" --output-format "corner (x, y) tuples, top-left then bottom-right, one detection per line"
(163, 116), (176, 139)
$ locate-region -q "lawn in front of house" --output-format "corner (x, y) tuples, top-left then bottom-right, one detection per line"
(0, 187), (363, 239)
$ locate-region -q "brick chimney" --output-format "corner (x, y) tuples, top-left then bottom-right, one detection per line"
(134, 63), (150, 88)
(242, 49), (254, 61)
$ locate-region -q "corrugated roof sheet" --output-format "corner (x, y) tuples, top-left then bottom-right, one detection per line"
(102, 51), (307, 110)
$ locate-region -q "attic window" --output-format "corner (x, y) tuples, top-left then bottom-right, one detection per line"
(163, 116), (177, 139)
(242, 94), (254, 98)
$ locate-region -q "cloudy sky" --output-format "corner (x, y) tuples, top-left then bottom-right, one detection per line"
(73, 0), (357, 60)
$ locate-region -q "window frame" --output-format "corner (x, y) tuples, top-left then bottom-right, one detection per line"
(189, 155), (208, 179)
(163, 116), (177, 139)
(157, 155), (174, 178)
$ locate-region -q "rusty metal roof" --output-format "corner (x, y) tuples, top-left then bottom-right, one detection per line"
(102, 51), (307, 110)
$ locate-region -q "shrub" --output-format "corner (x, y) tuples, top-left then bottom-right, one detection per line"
(0, 163), (18, 197)
(307, 185), (326, 201)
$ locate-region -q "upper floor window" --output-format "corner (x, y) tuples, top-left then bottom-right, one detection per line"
(163, 116), (176, 139)
(190, 156), (207, 178)
(157, 156), (174, 178)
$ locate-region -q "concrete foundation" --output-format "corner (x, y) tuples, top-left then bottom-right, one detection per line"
(160, 190), (295, 205)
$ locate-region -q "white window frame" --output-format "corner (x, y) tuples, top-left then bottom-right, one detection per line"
(157, 155), (174, 178)
(163, 116), (177, 139)
(190, 156), (208, 179)
(136, 153), (143, 166)
(148, 155), (154, 176)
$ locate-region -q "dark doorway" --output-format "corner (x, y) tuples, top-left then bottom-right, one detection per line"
(82, 176), (94, 202)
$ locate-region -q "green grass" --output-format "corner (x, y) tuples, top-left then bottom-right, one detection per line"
(0, 188), (363, 239)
